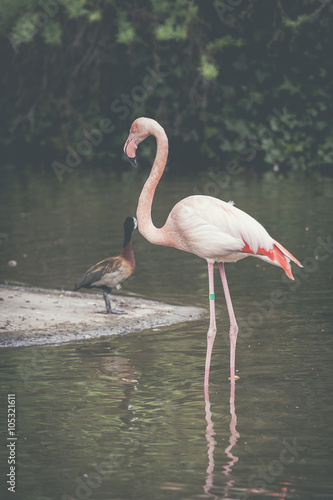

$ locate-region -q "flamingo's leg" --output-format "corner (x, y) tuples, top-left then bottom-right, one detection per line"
(218, 262), (239, 384)
(204, 262), (217, 386)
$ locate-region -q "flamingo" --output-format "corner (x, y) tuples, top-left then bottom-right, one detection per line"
(74, 216), (137, 314)
(123, 118), (302, 385)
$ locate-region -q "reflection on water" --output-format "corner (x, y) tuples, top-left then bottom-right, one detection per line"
(0, 315), (331, 500)
(221, 383), (239, 485)
(0, 167), (332, 499)
(203, 382), (307, 500)
(204, 383), (240, 498)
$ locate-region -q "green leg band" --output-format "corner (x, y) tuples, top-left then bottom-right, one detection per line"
(209, 293), (215, 300)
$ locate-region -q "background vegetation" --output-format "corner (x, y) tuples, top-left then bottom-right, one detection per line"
(1, 0), (332, 174)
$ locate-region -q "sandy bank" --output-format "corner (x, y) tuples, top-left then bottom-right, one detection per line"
(0, 285), (204, 348)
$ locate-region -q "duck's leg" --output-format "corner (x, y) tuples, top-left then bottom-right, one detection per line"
(103, 289), (125, 315)
(218, 263), (238, 384)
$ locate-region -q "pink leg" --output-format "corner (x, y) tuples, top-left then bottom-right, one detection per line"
(218, 262), (239, 384)
(204, 262), (217, 386)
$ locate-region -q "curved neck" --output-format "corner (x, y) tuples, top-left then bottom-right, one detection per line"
(122, 225), (133, 249)
(120, 240), (135, 266)
(136, 126), (169, 245)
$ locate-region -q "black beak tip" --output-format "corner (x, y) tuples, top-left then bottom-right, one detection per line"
(128, 156), (137, 167)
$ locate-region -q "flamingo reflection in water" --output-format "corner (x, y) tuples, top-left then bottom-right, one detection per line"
(204, 384), (239, 499)
(204, 385), (296, 499)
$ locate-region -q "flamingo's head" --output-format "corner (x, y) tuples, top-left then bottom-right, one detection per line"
(123, 117), (164, 167)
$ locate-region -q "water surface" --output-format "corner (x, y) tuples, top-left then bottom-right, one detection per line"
(0, 165), (332, 499)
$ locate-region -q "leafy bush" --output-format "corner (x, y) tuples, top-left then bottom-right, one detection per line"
(0, 0), (332, 174)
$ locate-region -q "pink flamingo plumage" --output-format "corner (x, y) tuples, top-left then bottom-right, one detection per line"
(124, 117), (303, 386)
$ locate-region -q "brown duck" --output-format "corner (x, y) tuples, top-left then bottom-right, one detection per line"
(74, 216), (137, 314)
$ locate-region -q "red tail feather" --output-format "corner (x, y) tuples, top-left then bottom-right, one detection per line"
(271, 244), (294, 280)
(242, 239), (302, 280)
(272, 239), (303, 267)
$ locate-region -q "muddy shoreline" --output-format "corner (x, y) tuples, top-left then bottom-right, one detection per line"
(0, 285), (204, 348)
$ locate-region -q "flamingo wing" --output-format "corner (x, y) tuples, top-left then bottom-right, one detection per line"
(165, 195), (301, 279)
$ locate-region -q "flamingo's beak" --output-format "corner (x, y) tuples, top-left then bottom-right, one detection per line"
(127, 155), (137, 167)
(124, 135), (138, 167)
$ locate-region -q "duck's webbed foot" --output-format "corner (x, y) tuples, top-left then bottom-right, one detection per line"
(103, 289), (126, 315)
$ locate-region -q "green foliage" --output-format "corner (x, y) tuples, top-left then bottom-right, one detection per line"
(153, 0), (198, 41)
(1, 0), (333, 174)
(283, 14), (309, 29)
(43, 21), (62, 45)
(63, 1), (88, 20)
(207, 35), (246, 51)
(9, 12), (38, 48)
(155, 22), (187, 41)
(116, 11), (135, 44)
(87, 10), (102, 23)
(199, 55), (219, 80)
(0, 0), (39, 33)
